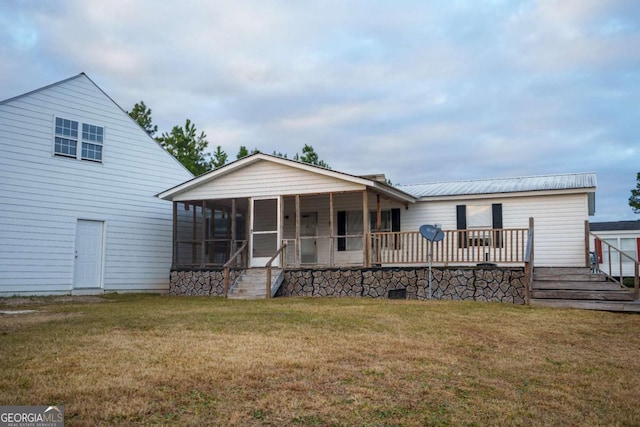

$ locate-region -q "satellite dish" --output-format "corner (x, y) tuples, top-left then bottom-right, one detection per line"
(419, 224), (444, 242)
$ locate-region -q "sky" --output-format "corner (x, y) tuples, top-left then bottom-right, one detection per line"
(1, 0), (638, 221)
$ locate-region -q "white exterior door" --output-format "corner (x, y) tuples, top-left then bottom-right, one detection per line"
(74, 220), (104, 289)
(250, 197), (280, 267)
(300, 212), (317, 264)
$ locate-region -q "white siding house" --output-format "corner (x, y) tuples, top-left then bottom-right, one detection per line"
(398, 173), (597, 267)
(159, 154), (596, 270)
(0, 73), (193, 296)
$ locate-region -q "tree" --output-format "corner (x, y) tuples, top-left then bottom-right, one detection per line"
(157, 119), (212, 176)
(630, 172), (640, 214)
(295, 144), (330, 169)
(128, 101), (158, 137)
(236, 146), (249, 159)
(211, 146), (228, 169)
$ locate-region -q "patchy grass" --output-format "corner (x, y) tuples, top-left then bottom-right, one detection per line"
(0, 294), (639, 426)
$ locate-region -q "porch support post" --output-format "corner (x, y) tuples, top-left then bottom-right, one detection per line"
(192, 202), (197, 265)
(172, 201), (177, 269)
(584, 220), (590, 268)
(329, 192), (334, 267)
(363, 190), (370, 267)
(296, 195), (301, 267)
(201, 200), (206, 267)
(376, 194), (381, 232)
(231, 198), (237, 260)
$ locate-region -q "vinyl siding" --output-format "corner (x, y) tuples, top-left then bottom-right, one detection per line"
(401, 193), (590, 267)
(173, 159), (365, 201)
(0, 75), (193, 295)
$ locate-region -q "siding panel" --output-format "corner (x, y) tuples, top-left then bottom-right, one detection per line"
(402, 193), (589, 267)
(0, 74), (193, 295)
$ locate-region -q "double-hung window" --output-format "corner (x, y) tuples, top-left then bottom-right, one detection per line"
(54, 117), (104, 163)
(81, 123), (104, 162)
(54, 118), (78, 158)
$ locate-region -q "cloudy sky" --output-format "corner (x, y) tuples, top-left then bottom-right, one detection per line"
(1, 0), (638, 221)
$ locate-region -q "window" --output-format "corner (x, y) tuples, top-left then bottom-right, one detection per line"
(602, 238), (638, 263)
(467, 205), (492, 228)
(338, 209), (401, 251)
(81, 123), (104, 162)
(54, 118), (78, 158)
(456, 204), (503, 248)
(337, 211), (363, 251)
(54, 117), (103, 163)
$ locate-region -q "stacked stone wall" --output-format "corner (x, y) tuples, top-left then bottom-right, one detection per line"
(278, 267), (526, 304)
(170, 267), (526, 304)
(169, 269), (240, 296)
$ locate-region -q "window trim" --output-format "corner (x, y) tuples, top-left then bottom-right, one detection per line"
(53, 116), (105, 163)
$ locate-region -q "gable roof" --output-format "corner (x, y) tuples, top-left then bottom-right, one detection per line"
(397, 172), (597, 199)
(157, 153), (416, 203)
(590, 220), (640, 232)
(1, 72), (192, 176)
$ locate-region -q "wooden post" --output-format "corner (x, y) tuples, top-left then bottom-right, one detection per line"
(363, 190), (369, 267)
(527, 217), (534, 304)
(192, 201), (197, 264)
(223, 266), (229, 298)
(201, 200), (206, 267)
(231, 198), (237, 262)
(329, 193), (334, 267)
(376, 194), (381, 232)
(584, 220), (590, 268)
(295, 195), (301, 267)
(634, 262), (639, 299)
(266, 265), (272, 299)
(172, 201), (178, 269)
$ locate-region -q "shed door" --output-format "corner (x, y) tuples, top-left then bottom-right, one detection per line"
(74, 220), (104, 289)
(250, 198), (280, 267)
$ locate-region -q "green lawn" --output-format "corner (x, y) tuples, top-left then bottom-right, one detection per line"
(1, 294), (639, 426)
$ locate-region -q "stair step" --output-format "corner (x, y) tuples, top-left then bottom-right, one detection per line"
(533, 273), (607, 282)
(532, 281), (623, 291)
(531, 289), (635, 301)
(227, 268), (284, 300)
(534, 267), (593, 275)
(530, 299), (640, 312)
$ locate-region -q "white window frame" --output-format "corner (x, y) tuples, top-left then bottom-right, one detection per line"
(467, 205), (492, 229)
(53, 116), (105, 163)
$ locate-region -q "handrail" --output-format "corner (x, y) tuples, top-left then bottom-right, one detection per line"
(265, 242), (288, 299)
(223, 241), (248, 298)
(590, 232), (639, 298)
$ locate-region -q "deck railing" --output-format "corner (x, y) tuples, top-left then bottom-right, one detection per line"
(369, 228), (529, 266)
(266, 242), (287, 298)
(591, 233), (640, 299)
(223, 241), (248, 297)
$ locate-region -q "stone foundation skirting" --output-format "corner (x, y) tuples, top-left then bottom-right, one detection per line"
(277, 267), (526, 304)
(170, 267), (526, 304)
(169, 269), (241, 296)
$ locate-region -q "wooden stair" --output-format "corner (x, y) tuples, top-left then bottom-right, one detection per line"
(530, 267), (639, 312)
(227, 268), (284, 299)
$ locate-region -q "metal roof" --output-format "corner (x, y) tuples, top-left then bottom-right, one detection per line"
(396, 172), (597, 198)
(590, 220), (640, 232)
